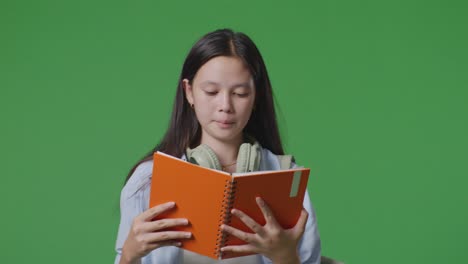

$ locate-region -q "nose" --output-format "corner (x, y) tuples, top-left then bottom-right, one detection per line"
(218, 91), (233, 113)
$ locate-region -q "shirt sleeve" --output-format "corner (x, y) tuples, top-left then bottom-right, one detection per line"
(294, 161), (322, 264)
(298, 190), (322, 264)
(114, 161), (153, 264)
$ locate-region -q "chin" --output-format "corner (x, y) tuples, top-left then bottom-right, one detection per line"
(210, 131), (242, 142)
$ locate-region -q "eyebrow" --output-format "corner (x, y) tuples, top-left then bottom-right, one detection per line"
(199, 81), (252, 89)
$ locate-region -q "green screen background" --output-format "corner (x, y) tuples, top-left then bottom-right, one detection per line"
(1, 0), (467, 263)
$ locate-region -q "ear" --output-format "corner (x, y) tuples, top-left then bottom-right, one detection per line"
(182, 78), (194, 106)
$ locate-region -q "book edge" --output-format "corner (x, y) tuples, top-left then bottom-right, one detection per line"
(231, 167), (309, 177)
(155, 151), (231, 176)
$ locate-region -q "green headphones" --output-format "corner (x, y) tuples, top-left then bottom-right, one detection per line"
(186, 138), (261, 173)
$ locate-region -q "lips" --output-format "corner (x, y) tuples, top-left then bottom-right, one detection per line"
(217, 120), (235, 124)
(215, 119), (235, 125)
(215, 120), (235, 128)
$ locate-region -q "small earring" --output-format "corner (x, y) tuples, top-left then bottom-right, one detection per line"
(190, 103), (194, 109)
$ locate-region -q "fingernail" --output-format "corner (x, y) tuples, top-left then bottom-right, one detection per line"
(175, 242), (182, 247)
(183, 219), (189, 225)
(185, 232), (192, 238)
(167, 201), (175, 207)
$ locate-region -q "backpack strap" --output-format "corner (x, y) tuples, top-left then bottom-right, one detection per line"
(276, 154), (294, 170)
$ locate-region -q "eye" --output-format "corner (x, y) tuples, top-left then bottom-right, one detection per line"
(235, 93), (250, 98)
(205, 91), (217, 96)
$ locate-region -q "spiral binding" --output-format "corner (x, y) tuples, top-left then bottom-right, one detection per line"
(214, 179), (238, 258)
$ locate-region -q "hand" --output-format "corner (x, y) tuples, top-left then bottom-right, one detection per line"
(120, 201), (192, 264)
(220, 197), (308, 264)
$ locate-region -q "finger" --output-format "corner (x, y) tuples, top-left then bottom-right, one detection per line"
(220, 244), (257, 254)
(143, 240), (183, 252)
(154, 241), (183, 248)
(231, 209), (266, 237)
(221, 224), (255, 244)
(143, 218), (189, 232)
(292, 208), (309, 237)
(144, 231), (192, 243)
(255, 197), (280, 227)
(139, 202), (176, 222)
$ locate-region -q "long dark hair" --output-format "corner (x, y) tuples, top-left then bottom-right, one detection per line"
(125, 28), (284, 183)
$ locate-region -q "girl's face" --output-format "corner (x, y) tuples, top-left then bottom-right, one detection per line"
(183, 56), (256, 145)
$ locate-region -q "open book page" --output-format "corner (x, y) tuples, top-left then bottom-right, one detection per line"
(150, 151), (231, 259)
(221, 168), (310, 259)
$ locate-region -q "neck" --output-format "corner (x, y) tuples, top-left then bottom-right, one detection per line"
(200, 135), (244, 168)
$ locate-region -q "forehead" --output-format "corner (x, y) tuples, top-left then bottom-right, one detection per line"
(193, 56), (253, 87)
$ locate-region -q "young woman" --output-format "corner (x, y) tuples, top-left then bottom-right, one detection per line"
(114, 29), (321, 264)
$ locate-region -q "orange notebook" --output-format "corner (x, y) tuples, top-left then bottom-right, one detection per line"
(149, 151), (310, 260)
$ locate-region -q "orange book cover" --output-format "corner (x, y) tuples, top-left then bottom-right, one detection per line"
(149, 151), (310, 260)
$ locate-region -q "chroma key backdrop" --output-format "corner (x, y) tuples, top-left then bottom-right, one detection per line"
(1, 1), (467, 263)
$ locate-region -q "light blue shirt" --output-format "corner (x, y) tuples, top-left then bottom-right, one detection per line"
(114, 148), (321, 264)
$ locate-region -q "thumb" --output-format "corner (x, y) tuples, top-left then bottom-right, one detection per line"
(292, 208), (309, 238)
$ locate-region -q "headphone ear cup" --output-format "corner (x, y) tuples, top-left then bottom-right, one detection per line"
(236, 142), (261, 173)
(249, 141), (261, 172)
(236, 143), (250, 173)
(186, 144), (222, 170)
